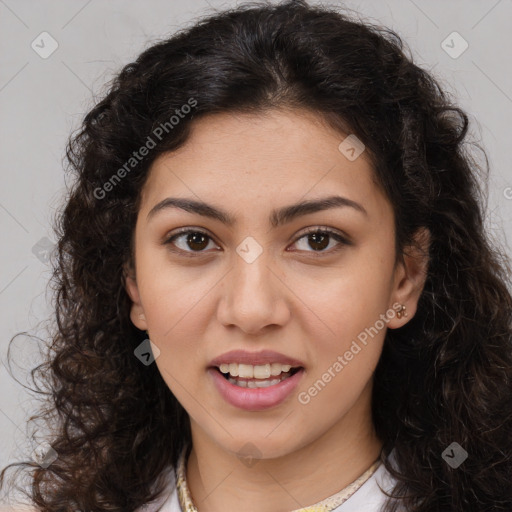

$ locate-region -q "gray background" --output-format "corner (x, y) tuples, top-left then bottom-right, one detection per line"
(1, 0), (511, 504)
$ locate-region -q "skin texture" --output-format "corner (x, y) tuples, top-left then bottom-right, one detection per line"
(125, 109), (429, 512)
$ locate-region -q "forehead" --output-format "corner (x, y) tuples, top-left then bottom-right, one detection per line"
(158, 109), (373, 169)
(140, 109), (388, 222)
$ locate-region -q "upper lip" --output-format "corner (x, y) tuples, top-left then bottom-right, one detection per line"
(209, 350), (304, 368)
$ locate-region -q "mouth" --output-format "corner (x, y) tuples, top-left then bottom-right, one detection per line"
(208, 364), (306, 411)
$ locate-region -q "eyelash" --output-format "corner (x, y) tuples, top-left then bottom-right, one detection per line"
(163, 226), (351, 258)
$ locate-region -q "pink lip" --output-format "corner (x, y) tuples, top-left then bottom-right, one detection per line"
(208, 367), (305, 411)
(208, 349), (305, 368)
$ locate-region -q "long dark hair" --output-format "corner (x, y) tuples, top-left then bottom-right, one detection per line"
(2, 1), (511, 510)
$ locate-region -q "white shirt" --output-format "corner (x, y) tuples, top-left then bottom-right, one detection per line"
(140, 450), (404, 512)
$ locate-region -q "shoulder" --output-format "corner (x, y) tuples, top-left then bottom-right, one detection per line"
(0, 468), (180, 512)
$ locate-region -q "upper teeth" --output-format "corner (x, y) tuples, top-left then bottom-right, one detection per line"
(218, 363), (295, 379)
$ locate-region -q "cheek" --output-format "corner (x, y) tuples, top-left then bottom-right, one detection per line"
(298, 280), (388, 420)
(135, 248), (213, 335)
(297, 261), (394, 345)
(297, 253), (394, 384)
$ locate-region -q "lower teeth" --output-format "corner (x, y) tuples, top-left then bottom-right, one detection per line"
(225, 371), (294, 388)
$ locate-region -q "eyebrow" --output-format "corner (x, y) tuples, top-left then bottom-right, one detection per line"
(147, 195), (368, 228)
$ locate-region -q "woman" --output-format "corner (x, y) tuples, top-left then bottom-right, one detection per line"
(2, 1), (511, 511)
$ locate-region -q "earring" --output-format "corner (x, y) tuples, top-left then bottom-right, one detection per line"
(396, 304), (407, 319)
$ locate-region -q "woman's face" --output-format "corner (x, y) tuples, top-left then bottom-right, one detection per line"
(126, 109), (425, 459)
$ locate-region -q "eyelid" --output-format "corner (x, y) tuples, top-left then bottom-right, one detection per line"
(294, 226), (352, 245)
(164, 226), (215, 241)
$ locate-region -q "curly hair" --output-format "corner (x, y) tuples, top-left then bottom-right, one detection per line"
(2, 1), (511, 510)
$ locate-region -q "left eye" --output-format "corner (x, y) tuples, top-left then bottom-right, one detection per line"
(163, 228), (349, 256)
(292, 228), (349, 254)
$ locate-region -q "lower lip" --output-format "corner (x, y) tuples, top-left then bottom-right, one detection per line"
(208, 367), (305, 411)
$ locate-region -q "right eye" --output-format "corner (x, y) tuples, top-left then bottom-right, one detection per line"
(163, 228), (220, 257)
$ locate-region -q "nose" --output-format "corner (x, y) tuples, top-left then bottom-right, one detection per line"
(216, 252), (291, 335)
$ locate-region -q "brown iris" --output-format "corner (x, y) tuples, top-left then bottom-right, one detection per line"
(186, 232), (209, 251)
(307, 231), (329, 251)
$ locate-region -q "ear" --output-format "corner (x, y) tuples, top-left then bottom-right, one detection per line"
(123, 262), (148, 331)
(387, 227), (430, 329)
